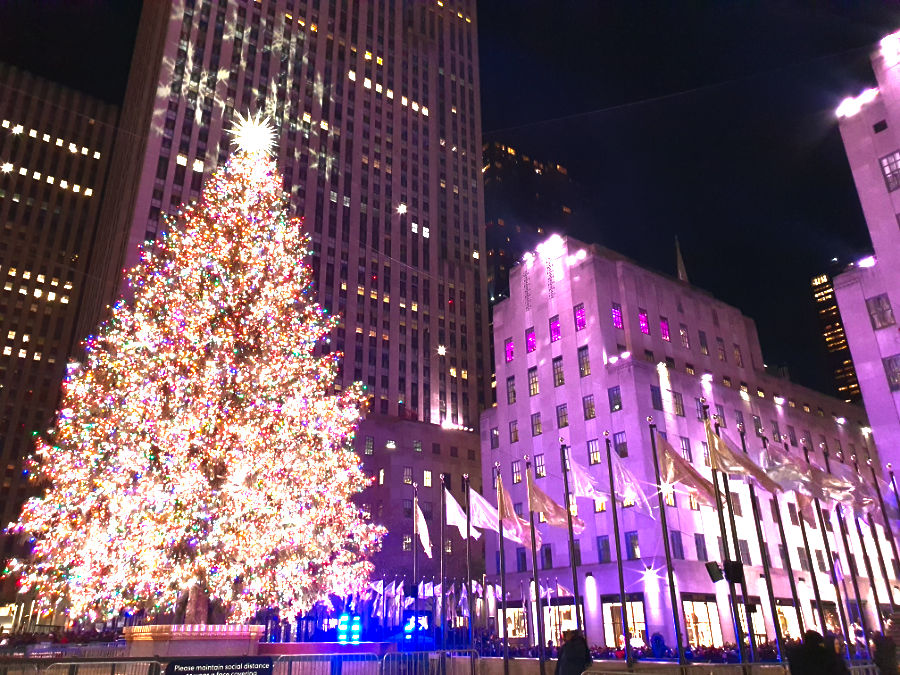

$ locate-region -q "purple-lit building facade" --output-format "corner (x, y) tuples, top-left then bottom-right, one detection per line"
(82, 0), (490, 580)
(833, 29), (900, 471)
(481, 235), (898, 649)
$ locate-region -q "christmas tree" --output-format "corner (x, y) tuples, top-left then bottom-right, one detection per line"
(7, 114), (384, 623)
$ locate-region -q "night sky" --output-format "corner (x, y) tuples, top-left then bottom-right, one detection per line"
(0, 1), (897, 396)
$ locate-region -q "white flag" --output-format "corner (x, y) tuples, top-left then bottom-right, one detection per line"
(469, 487), (501, 532)
(527, 466), (585, 533)
(415, 496), (433, 558)
(458, 585), (470, 617)
(570, 457), (605, 500)
(610, 451), (653, 515)
(446, 488), (482, 539)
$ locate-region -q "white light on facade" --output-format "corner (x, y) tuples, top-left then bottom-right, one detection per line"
(437, 345), (447, 356)
(396, 203), (407, 214)
(773, 396), (785, 406)
(857, 255), (876, 268)
(881, 30), (900, 68)
(836, 88), (878, 118)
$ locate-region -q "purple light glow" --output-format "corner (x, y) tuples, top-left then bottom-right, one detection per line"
(504, 338), (514, 363)
(611, 303), (624, 330)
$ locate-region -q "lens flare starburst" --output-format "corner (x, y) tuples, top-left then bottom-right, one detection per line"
(230, 111), (277, 157)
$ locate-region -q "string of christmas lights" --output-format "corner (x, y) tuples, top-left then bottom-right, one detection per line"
(7, 120), (385, 623)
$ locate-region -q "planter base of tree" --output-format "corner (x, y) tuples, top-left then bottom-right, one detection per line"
(124, 624), (265, 658)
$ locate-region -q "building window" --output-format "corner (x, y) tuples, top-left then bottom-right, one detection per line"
(880, 150), (900, 191)
(535, 453), (546, 478)
(701, 441), (710, 467)
(540, 544), (553, 569)
(608, 386), (622, 412)
(673, 391), (685, 416)
(403, 535), (412, 551)
(752, 415), (763, 436)
(715, 404), (726, 427)
(504, 337), (514, 362)
(526, 326), (537, 353)
(625, 531), (640, 560)
(403, 499), (414, 518)
(638, 309), (650, 335)
(733, 344), (744, 367)
(597, 535), (611, 563)
(699, 330), (709, 355)
(365, 435), (374, 455)
(716, 337), (726, 362)
(735, 410), (744, 428)
(553, 356), (565, 386)
(650, 385), (663, 411)
(528, 366), (539, 396)
(583, 394), (596, 420)
(883, 354), (900, 391)
(509, 420), (519, 443)
(612, 302), (624, 329)
(578, 345), (591, 376)
(788, 502), (799, 526)
(660, 316), (671, 341)
(866, 294), (896, 329)
(613, 431), (628, 458)
(423, 470), (432, 488)
(512, 460), (522, 484)
(695, 397), (705, 421)
(490, 427), (500, 449)
(787, 425), (797, 446)
(595, 496), (607, 512)
(680, 436), (692, 462)
(574, 303), (587, 331)
(680, 323), (690, 349)
(797, 546), (811, 572)
(516, 547), (527, 573)
(549, 315), (561, 342)
(506, 376), (516, 404)
(588, 438), (601, 465)
(403, 467), (413, 484)
(694, 533), (709, 561)
(685, 363), (695, 375)
(531, 412), (543, 436)
(414, 440), (423, 453)
(671, 530), (685, 559)
(556, 403), (569, 428)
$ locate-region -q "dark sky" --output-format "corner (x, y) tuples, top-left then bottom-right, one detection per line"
(477, 1), (900, 396)
(0, 1), (896, 395)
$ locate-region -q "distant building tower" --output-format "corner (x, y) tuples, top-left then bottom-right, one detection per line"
(0, 64), (118, 562)
(833, 28), (900, 466)
(483, 141), (585, 304)
(810, 270), (861, 403)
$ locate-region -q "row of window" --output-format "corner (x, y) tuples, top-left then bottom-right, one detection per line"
(363, 435), (476, 460)
(503, 304), (587, 362)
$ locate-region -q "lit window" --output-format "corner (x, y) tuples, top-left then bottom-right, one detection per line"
(583, 394), (596, 420)
(364, 436), (374, 455)
(531, 412), (542, 436)
(535, 454), (546, 478)
(573, 303), (587, 331)
(679, 323), (690, 349)
(638, 309), (650, 335)
(512, 461), (522, 484)
(549, 315), (561, 342)
(509, 420), (519, 443)
(611, 302), (624, 329)
(880, 151), (900, 192)
(528, 367), (539, 396)
(588, 438), (601, 465)
(506, 376), (516, 404)
(403, 467), (413, 484)
(578, 345), (591, 377)
(504, 337), (514, 362)
(556, 403), (569, 428)
(552, 356), (565, 386)
(525, 327), (537, 353)
(423, 470), (432, 487)
(608, 386), (622, 412)
(660, 316), (670, 341)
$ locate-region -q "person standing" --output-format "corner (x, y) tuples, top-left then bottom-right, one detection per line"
(555, 630), (592, 675)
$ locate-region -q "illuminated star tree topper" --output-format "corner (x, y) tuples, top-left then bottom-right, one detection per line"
(8, 115), (384, 624)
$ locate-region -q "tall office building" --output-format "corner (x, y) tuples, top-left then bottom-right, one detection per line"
(810, 270), (860, 403)
(482, 141), (583, 305)
(0, 64), (117, 564)
(84, 0), (489, 579)
(482, 235), (893, 649)
(833, 28), (900, 469)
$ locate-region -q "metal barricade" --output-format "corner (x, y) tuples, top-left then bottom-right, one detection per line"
(272, 653), (381, 675)
(44, 660), (161, 675)
(380, 650), (477, 675)
(847, 662), (880, 675)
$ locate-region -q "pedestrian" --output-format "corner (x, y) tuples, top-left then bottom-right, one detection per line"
(555, 629), (592, 675)
(787, 630), (831, 675)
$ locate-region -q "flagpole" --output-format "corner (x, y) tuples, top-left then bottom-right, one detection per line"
(760, 437), (805, 636)
(823, 448), (870, 658)
(848, 455), (885, 633)
(559, 441), (585, 640)
(495, 463), (511, 675)
(868, 460), (899, 611)
(648, 420), (686, 665)
(856, 457), (895, 619)
(888, 465), (900, 525)
(737, 427), (783, 662)
(712, 417), (756, 661)
(525, 459), (548, 675)
(464, 474), (475, 659)
(414, 483), (420, 652)
(440, 475), (447, 649)
(798, 441), (849, 653)
(604, 432), (632, 666)
(703, 407), (746, 660)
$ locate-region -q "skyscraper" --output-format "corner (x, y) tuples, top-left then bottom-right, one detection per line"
(810, 269), (860, 403)
(84, 0), (488, 579)
(0, 63), (117, 558)
(833, 28), (900, 468)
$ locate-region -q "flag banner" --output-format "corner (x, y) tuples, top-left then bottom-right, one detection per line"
(446, 487), (482, 540)
(433, 582), (442, 597)
(458, 585), (470, 617)
(657, 433), (716, 507)
(880, 478), (900, 522)
(807, 465), (856, 507)
(829, 462), (877, 513)
(527, 466), (585, 533)
(403, 597), (415, 608)
(795, 493), (818, 527)
(469, 487), (501, 532)
(608, 450), (654, 514)
(556, 581), (573, 597)
(570, 456), (607, 500)
(415, 496), (433, 558)
(541, 584), (553, 599)
(498, 473), (541, 547)
(762, 444), (818, 496)
(370, 580), (384, 595)
(704, 420), (783, 494)
(471, 579), (483, 596)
